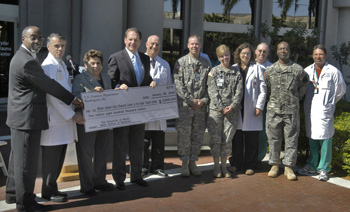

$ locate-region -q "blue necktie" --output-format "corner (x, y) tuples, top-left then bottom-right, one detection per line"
(132, 54), (143, 85)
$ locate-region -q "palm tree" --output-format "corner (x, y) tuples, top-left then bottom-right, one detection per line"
(277, 0), (299, 20)
(220, 0), (239, 22)
(221, 0), (255, 24)
(308, 0), (319, 28)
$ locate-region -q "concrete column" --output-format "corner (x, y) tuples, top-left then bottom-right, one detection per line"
(42, 0), (72, 55)
(71, 0), (82, 63)
(127, 0), (164, 53)
(189, 0), (204, 40)
(260, 0), (273, 44)
(81, 0), (126, 68)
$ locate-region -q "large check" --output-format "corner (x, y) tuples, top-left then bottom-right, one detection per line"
(81, 85), (179, 132)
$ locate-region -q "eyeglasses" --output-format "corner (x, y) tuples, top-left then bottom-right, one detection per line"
(240, 52), (251, 56)
(257, 50), (268, 54)
(24, 36), (44, 42)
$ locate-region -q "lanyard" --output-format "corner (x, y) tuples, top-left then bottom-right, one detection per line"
(312, 66), (320, 94)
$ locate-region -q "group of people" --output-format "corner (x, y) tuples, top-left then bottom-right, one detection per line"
(5, 25), (346, 212)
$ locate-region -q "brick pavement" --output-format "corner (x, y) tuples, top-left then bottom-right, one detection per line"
(1, 155), (350, 212)
(1, 110), (350, 212)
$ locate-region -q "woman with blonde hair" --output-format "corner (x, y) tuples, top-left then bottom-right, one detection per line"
(207, 44), (243, 177)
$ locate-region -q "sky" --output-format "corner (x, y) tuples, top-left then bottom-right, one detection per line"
(164, 0), (311, 17)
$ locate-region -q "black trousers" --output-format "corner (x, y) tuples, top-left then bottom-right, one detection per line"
(229, 130), (259, 170)
(6, 129), (41, 210)
(76, 124), (110, 192)
(41, 144), (67, 197)
(143, 130), (165, 172)
(112, 124), (145, 183)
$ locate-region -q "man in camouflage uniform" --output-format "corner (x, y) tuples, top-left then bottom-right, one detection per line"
(264, 41), (308, 181)
(173, 35), (211, 177)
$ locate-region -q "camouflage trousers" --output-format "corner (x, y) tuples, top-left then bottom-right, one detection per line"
(176, 104), (206, 162)
(207, 109), (238, 157)
(266, 111), (300, 167)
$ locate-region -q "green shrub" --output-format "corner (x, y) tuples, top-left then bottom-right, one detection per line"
(332, 111), (350, 175)
(342, 139), (350, 175)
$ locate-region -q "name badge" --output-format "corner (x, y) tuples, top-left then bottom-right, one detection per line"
(217, 78), (224, 87)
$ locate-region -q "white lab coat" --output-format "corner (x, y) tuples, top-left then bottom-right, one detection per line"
(233, 63), (266, 131)
(304, 62), (346, 139)
(144, 55), (173, 131)
(40, 53), (77, 146)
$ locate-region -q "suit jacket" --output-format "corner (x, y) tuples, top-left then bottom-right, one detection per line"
(72, 69), (112, 99)
(6, 47), (74, 130)
(108, 49), (153, 88)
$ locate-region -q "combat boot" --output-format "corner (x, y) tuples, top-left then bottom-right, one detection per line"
(181, 161), (190, 177)
(213, 157), (221, 178)
(189, 160), (201, 176)
(284, 166), (297, 181)
(221, 157), (231, 178)
(268, 165), (279, 178)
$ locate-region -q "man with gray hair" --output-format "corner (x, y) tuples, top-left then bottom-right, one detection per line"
(173, 35), (211, 177)
(143, 35), (172, 177)
(40, 33), (85, 202)
(255, 42), (272, 168)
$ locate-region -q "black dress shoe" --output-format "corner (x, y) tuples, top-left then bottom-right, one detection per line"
(81, 189), (98, 197)
(57, 190), (68, 197)
(131, 179), (149, 187)
(116, 182), (126, 190)
(42, 193), (67, 202)
(152, 169), (168, 177)
(94, 183), (115, 191)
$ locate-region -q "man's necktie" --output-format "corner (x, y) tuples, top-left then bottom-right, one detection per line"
(132, 54), (143, 85)
(151, 58), (156, 69)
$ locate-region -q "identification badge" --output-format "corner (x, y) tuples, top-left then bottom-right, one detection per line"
(217, 78), (224, 87)
(314, 87), (319, 94)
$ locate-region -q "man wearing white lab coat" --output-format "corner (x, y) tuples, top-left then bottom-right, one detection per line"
(255, 43), (272, 165)
(299, 44), (346, 181)
(40, 33), (85, 202)
(143, 35), (173, 177)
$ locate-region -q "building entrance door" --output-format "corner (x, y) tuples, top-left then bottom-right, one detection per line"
(0, 3), (18, 98)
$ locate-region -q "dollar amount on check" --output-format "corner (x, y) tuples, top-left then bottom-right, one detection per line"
(81, 85), (179, 132)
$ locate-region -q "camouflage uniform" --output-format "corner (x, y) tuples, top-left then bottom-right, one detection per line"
(265, 61), (308, 166)
(207, 65), (243, 157)
(173, 54), (211, 162)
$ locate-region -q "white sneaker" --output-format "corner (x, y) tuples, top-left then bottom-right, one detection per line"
(318, 170), (328, 181)
(298, 165), (317, 175)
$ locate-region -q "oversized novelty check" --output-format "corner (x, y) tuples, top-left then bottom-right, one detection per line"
(81, 85), (179, 132)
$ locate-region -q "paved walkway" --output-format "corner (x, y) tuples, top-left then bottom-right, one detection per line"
(0, 108), (350, 212)
(0, 152), (350, 212)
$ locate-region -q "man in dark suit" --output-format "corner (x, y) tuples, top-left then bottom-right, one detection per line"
(5, 26), (83, 211)
(108, 27), (156, 190)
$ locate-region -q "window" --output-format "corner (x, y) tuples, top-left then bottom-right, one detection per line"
(164, 0), (182, 20)
(272, 0), (318, 29)
(204, 0), (253, 25)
